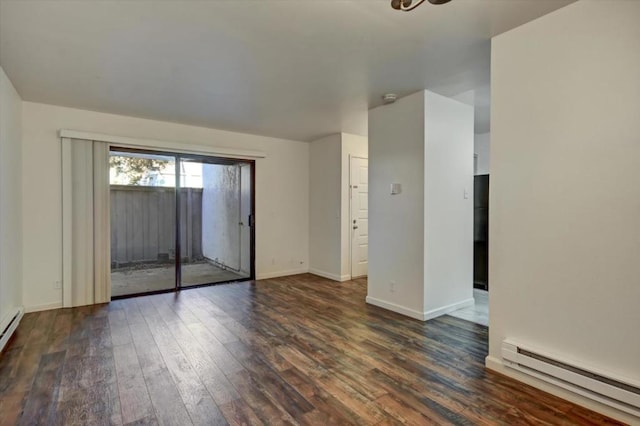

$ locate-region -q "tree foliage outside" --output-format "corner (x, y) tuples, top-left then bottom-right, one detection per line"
(109, 156), (167, 185)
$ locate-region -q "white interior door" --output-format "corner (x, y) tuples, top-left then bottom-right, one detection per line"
(350, 157), (368, 278)
(239, 164), (251, 276)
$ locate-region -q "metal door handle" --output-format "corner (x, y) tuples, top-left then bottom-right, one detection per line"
(353, 225), (358, 230)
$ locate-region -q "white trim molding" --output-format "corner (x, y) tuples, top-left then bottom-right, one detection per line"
(59, 130), (266, 159)
(423, 298), (475, 321)
(309, 268), (351, 282)
(366, 296), (425, 321)
(25, 302), (64, 313)
(256, 268), (308, 280)
(366, 296), (474, 321)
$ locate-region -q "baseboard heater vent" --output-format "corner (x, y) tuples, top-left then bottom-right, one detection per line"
(502, 340), (640, 417)
(0, 308), (24, 353)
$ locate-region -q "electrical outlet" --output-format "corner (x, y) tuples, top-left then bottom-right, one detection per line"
(390, 281), (396, 293)
(53, 280), (62, 290)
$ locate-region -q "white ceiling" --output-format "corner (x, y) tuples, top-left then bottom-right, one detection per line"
(0, 0), (573, 141)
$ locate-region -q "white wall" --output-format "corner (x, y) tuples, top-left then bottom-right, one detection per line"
(0, 66), (23, 327)
(201, 163), (241, 270)
(368, 91), (426, 317)
(424, 91), (474, 315)
(474, 132), (490, 175)
(368, 90), (474, 320)
(308, 132), (368, 281)
(340, 133), (368, 279)
(21, 102), (309, 311)
(308, 134), (342, 280)
(488, 1), (640, 422)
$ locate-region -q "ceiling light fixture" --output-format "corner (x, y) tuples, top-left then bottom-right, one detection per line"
(391, 0), (452, 12)
(382, 94), (397, 104)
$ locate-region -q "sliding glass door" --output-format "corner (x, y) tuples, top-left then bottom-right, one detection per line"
(110, 150), (177, 297)
(109, 148), (254, 298)
(179, 157), (252, 288)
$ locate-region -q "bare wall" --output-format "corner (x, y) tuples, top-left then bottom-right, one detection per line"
(368, 90), (473, 320)
(424, 91), (474, 315)
(488, 1), (640, 422)
(0, 66), (23, 326)
(474, 132), (490, 175)
(368, 91), (426, 316)
(308, 134), (342, 279)
(21, 102), (309, 311)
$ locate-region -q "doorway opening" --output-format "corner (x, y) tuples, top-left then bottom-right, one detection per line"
(449, 142), (490, 326)
(350, 156), (368, 278)
(109, 147), (255, 298)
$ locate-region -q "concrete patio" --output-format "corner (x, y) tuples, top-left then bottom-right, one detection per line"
(111, 262), (248, 297)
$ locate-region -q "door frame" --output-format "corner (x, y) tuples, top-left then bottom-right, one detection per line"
(238, 163), (253, 276)
(109, 146), (256, 299)
(349, 155), (368, 279)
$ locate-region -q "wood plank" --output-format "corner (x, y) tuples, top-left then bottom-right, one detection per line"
(218, 399), (263, 426)
(127, 320), (165, 376)
(19, 350), (66, 425)
(0, 275), (625, 425)
(143, 315), (226, 425)
(113, 342), (154, 424)
(109, 309), (133, 347)
(226, 370), (298, 425)
(166, 320), (241, 405)
(0, 391), (27, 426)
(5, 312), (39, 350)
(46, 310), (73, 354)
(55, 381), (122, 426)
(143, 368), (193, 426)
(2, 343), (49, 395)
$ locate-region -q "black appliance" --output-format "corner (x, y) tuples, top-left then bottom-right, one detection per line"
(474, 174), (489, 290)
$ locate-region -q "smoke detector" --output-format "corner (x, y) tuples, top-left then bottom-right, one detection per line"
(382, 93), (397, 104)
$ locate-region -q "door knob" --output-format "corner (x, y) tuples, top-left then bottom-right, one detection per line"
(353, 225), (358, 230)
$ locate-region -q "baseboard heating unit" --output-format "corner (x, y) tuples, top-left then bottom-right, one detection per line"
(502, 340), (640, 417)
(0, 307), (24, 353)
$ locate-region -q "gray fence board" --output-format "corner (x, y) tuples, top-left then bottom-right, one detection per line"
(110, 186), (203, 268)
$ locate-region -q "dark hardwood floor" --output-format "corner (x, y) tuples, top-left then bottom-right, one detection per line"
(0, 274), (622, 425)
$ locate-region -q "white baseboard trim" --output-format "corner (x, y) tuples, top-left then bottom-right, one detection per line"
(424, 297), (475, 321)
(308, 268), (351, 282)
(256, 268), (308, 280)
(485, 355), (504, 372)
(25, 301), (64, 313)
(366, 296), (475, 321)
(485, 355), (639, 425)
(0, 307), (24, 352)
(365, 296), (425, 321)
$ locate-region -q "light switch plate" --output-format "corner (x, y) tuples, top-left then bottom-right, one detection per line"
(390, 183), (402, 195)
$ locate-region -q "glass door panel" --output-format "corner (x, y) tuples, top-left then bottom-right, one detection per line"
(110, 149), (177, 297)
(179, 157), (252, 288)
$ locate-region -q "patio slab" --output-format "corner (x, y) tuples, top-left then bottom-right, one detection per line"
(111, 262), (248, 297)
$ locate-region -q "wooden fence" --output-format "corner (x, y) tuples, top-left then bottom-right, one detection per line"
(110, 185), (203, 268)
